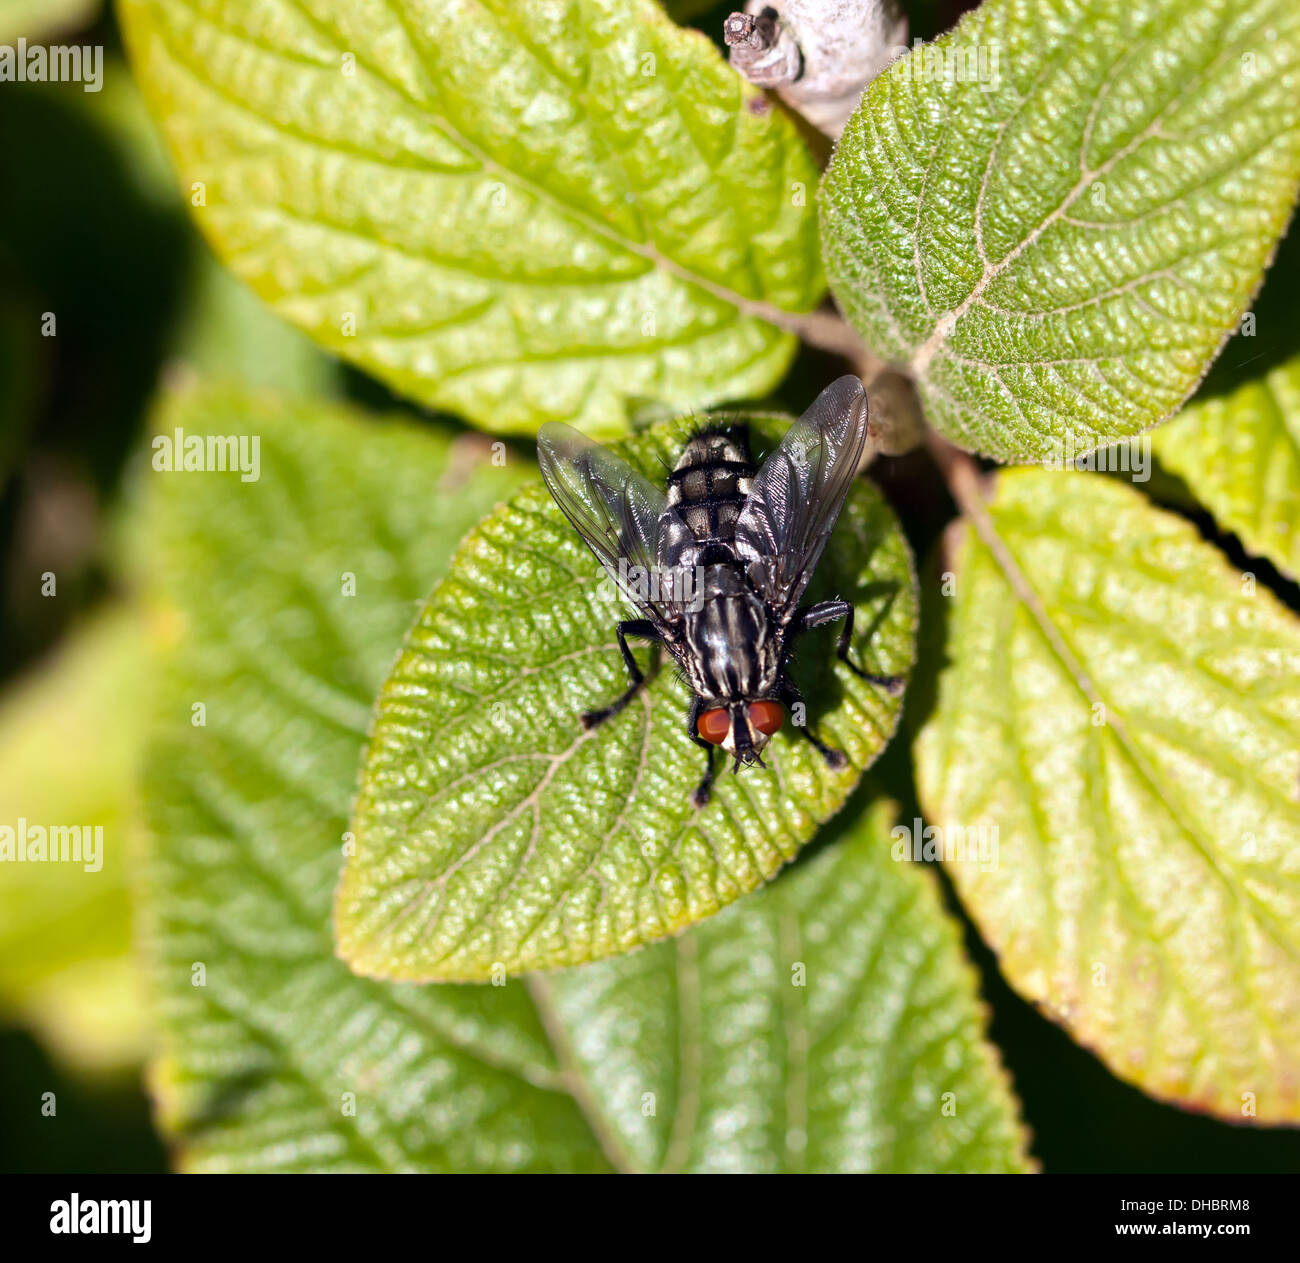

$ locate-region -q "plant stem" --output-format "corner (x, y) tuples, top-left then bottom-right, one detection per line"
(924, 429), (987, 520)
(724, 1), (909, 139)
(745, 296), (885, 379)
(924, 429), (1107, 710)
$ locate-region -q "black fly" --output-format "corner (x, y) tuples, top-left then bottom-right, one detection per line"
(537, 375), (902, 808)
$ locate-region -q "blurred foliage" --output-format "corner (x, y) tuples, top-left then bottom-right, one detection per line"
(0, 0), (101, 43)
(0, 606), (145, 1070)
(0, 298), (40, 483)
(0, 43), (338, 685)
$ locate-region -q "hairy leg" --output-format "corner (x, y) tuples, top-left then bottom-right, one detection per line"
(581, 619), (663, 728)
(791, 600), (904, 693)
(777, 676), (847, 770)
(686, 694), (717, 808)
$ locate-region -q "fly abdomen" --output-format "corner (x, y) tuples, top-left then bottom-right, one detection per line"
(665, 427), (755, 546)
(683, 566), (770, 700)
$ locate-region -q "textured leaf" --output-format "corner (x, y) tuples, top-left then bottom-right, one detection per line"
(541, 796), (1032, 1173)
(914, 469), (1300, 1121)
(336, 413), (917, 982)
(118, 0), (824, 436)
(1153, 353), (1300, 579)
(821, 0), (1300, 462)
(140, 386), (1018, 1171)
(0, 608), (147, 1072)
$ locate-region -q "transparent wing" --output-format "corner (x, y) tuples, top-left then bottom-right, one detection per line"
(733, 375), (869, 615)
(537, 422), (690, 626)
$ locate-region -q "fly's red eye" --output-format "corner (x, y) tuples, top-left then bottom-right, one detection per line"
(748, 700), (784, 736)
(698, 708), (731, 744)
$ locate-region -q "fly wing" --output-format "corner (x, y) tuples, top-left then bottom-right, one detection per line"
(733, 375), (869, 617)
(537, 422), (691, 627)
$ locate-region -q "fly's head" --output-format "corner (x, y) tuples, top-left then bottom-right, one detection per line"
(696, 699), (785, 771)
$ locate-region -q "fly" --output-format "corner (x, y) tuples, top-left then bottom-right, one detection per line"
(537, 375), (902, 807)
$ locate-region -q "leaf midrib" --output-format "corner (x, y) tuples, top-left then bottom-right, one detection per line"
(936, 549), (1281, 1096)
(961, 481), (1300, 973)
(909, 1), (1288, 377)
(525, 973), (640, 1174)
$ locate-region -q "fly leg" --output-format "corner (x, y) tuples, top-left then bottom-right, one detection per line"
(686, 695), (717, 809)
(581, 619), (662, 729)
(791, 600), (905, 693)
(777, 677), (848, 771)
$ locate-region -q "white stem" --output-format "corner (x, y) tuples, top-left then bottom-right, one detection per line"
(725, 0), (908, 139)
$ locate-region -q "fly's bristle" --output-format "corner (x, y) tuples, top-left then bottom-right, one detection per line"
(688, 419), (750, 446)
(673, 425), (754, 476)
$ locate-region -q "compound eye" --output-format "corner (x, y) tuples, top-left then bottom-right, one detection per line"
(748, 700), (784, 736)
(697, 708), (731, 745)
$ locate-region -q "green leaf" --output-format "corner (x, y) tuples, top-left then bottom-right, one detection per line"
(1153, 352), (1300, 580)
(821, 0), (1300, 463)
(336, 413), (917, 982)
(0, 608), (147, 1072)
(139, 387), (1019, 1171)
(140, 387), (594, 1172)
(542, 795), (1032, 1173)
(914, 468), (1300, 1122)
(118, 0), (824, 436)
